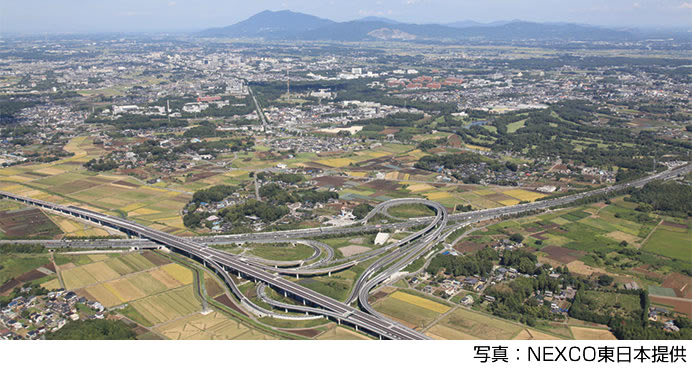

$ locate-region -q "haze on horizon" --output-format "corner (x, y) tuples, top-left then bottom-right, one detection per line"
(1, 0), (690, 34)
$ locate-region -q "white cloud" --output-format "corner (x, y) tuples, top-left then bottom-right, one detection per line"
(168, 1), (177, 7)
(680, 2), (692, 9)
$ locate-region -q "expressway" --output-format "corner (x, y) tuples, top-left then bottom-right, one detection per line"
(54, 161), (684, 248)
(0, 164), (689, 339)
(0, 191), (430, 340)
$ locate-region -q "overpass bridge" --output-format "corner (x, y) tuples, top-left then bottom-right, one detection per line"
(0, 190), (429, 340)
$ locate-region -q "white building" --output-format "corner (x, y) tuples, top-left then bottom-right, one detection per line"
(374, 232), (390, 246)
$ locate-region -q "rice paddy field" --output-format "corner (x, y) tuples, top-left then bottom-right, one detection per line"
(58, 251), (193, 310)
(373, 290), (451, 329)
(129, 285), (202, 325)
(154, 311), (275, 340)
(569, 326), (617, 340)
(337, 176), (546, 211)
(59, 252), (162, 290)
(0, 137), (191, 234)
(425, 308), (524, 340)
(53, 250), (262, 340)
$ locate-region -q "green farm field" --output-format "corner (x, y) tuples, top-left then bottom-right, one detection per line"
(247, 242), (315, 261)
(642, 222), (691, 261)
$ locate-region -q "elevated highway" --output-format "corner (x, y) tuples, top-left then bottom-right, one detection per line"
(0, 191), (430, 340)
(1, 164), (688, 339)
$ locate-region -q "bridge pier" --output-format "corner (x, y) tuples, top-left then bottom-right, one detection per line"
(355, 325), (359, 332)
(328, 271), (331, 277)
(283, 291), (287, 298)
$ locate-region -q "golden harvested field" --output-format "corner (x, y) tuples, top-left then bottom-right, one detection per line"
(503, 189), (544, 202)
(474, 189), (496, 196)
(570, 326), (617, 340)
(88, 254), (111, 262)
(426, 323), (479, 339)
(81, 261), (120, 282)
(425, 191), (454, 201)
(105, 278), (146, 302)
(33, 167), (65, 175)
(56, 219), (79, 233)
(126, 272), (168, 296)
(315, 158), (354, 168)
(407, 183), (435, 193)
(155, 311), (272, 340)
(498, 199), (520, 206)
(405, 149), (427, 160)
(512, 328), (563, 340)
(384, 171), (410, 181)
(59, 253), (195, 309)
(104, 258), (135, 275)
(434, 308), (523, 340)
(374, 295), (441, 329)
(566, 260), (608, 276)
(128, 208), (159, 216)
(605, 231), (641, 245)
(149, 268), (184, 289)
(465, 144), (490, 152)
(0, 135), (191, 234)
(120, 253), (155, 271)
(161, 263), (194, 285)
(390, 291), (450, 314)
(61, 267), (98, 290)
(130, 286), (201, 325)
(224, 170), (249, 177)
(346, 171), (367, 177)
(62, 136), (89, 159)
(85, 284), (122, 307)
(317, 326), (371, 340)
(365, 151), (390, 158)
(40, 278), (61, 290)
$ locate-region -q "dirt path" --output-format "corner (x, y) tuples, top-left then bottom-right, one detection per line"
(449, 226), (481, 247)
(421, 306), (457, 332)
(253, 173), (261, 201)
(638, 219), (663, 248)
(50, 252), (66, 290)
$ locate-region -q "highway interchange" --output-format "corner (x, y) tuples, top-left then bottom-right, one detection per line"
(1, 163), (689, 339)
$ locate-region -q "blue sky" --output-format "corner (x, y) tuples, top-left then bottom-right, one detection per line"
(1, 0), (690, 34)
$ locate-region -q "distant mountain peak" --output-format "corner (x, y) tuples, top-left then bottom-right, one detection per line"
(199, 10), (637, 42)
(356, 16), (401, 24)
(199, 9), (335, 38)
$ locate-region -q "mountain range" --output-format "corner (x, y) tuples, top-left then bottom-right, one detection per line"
(198, 10), (640, 42)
